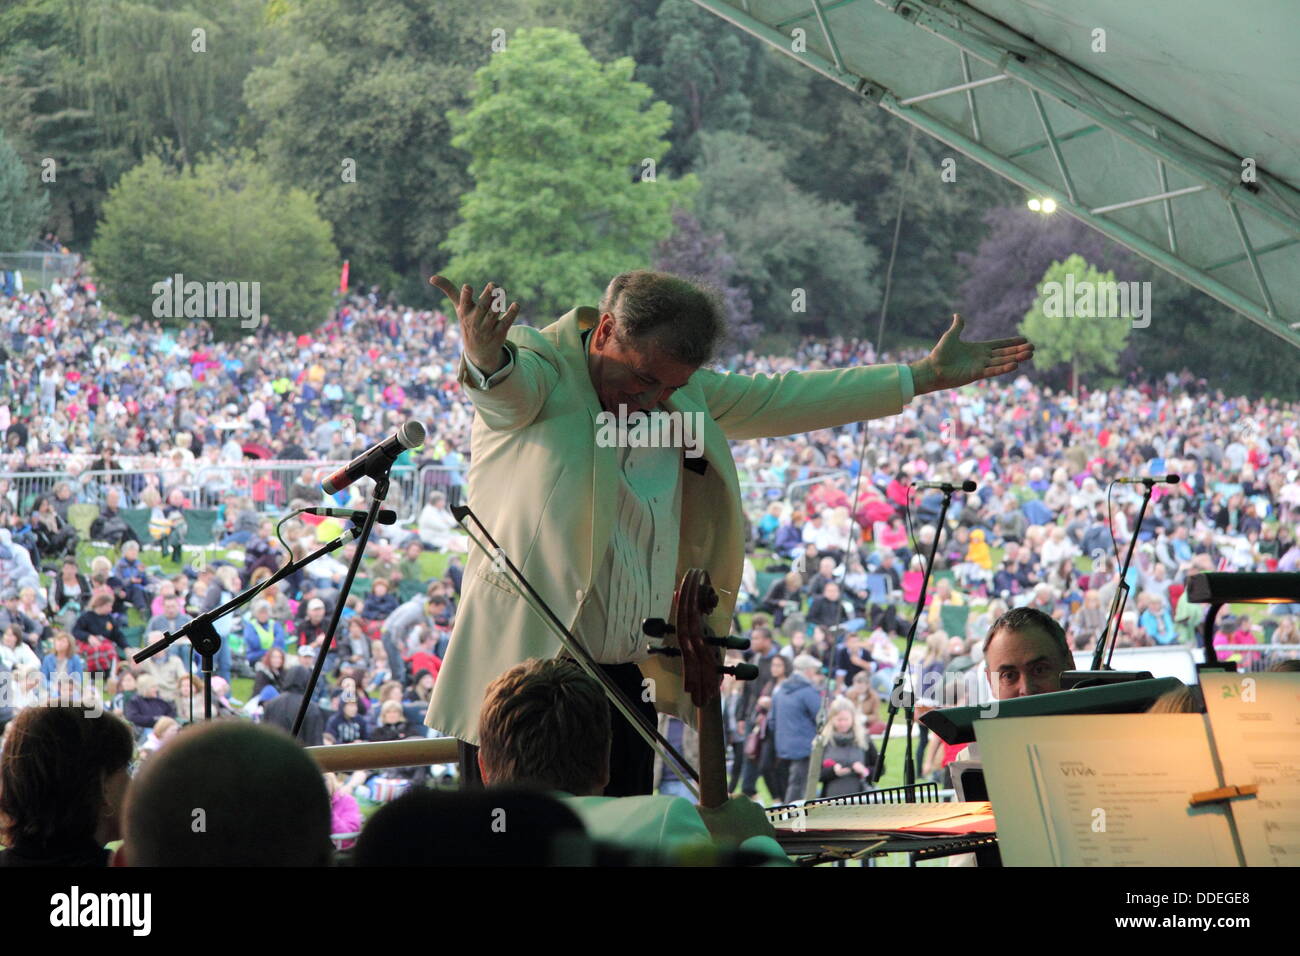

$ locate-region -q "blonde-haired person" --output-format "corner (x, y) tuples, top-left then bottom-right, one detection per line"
(140, 715), (180, 757)
(1069, 589), (1106, 651)
(1267, 616), (1299, 670)
(175, 674), (206, 724)
(366, 678), (405, 734)
(917, 631), (950, 703)
(142, 487), (186, 562)
(844, 671), (885, 735)
(40, 630), (84, 682)
(925, 580), (965, 633)
(1147, 685), (1203, 714)
(360, 700), (425, 803)
(15, 586), (49, 632)
(816, 697), (877, 799)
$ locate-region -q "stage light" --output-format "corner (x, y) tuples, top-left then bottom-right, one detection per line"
(1041, 198), (1057, 213)
(1027, 198), (1041, 212)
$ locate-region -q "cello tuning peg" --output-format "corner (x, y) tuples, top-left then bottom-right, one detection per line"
(701, 586), (718, 613)
(642, 618), (673, 637)
(706, 634), (750, 650)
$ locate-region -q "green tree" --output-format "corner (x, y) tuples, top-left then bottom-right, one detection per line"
(693, 130), (878, 338)
(1020, 254), (1131, 397)
(0, 42), (101, 245)
(248, 0), (522, 304)
(746, 55), (1016, 348)
(74, 0), (264, 167)
(441, 27), (694, 324)
(609, 0), (758, 174)
(0, 0), (265, 249)
(91, 152), (337, 340)
(0, 129), (50, 249)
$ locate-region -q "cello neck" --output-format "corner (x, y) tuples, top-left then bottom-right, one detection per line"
(696, 698), (729, 809)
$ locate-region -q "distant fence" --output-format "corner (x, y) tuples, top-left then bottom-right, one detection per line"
(0, 460), (469, 527)
(0, 251), (80, 290)
(4, 460), (849, 531)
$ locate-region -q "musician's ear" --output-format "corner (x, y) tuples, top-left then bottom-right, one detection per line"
(592, 313), (616, 351)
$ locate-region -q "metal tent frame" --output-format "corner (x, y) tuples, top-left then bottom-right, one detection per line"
(691, 0), (1300, 348)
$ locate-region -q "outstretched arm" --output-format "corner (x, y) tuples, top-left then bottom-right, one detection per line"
(698, 313), (1033, 439)
(908, 314), (1034, 395)
(431, 275), (559, 431)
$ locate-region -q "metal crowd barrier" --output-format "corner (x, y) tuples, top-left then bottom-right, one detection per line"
(0, 461), (467, 527)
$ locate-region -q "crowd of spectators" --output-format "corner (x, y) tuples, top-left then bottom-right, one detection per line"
(2, 259), (1299, 821)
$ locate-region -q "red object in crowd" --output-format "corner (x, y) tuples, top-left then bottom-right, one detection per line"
(806, 483), (849, 515)
(885, 477), (910, 509)
(80, 639), (117, 674)
(940, 741), (970, 766)
(251, 472), (283, 506)
(407, 649), (442, 682)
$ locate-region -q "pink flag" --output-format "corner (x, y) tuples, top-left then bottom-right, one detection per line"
(339, 260), (350, 295)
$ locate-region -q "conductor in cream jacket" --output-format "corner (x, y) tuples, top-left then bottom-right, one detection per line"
(426, 270), (1033, 795)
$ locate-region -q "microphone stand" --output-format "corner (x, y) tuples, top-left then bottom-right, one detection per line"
(872, 484), (963, 802)
(292, 473), (390, 740)
(1090, 480), (1157, 671)
(134, 528), (361, 721)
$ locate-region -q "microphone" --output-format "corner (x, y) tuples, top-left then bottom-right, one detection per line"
(911, 479), (977, 493)
(302, 507), (398, 525)
(321, 421), (425, 495)
(1114, 474), (1181, 485)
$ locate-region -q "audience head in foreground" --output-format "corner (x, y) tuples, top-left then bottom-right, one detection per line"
(353, 788), (589, 866)
(983, 606), (1073, 699)
(0, 707), (135, 867)
(121, 720), (332, 866)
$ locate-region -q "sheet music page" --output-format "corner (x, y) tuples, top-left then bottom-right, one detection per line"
(1201, 672), (1300, 867)
(1026, 738), (1237, 866)
(768, 801), (992, 833)
(977, 714), (1239, 866)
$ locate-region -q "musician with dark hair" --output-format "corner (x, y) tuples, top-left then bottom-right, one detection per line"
(982, 606), (1073, 700)
(477, 657), (788, 861)
(427, 270), (1032, 796)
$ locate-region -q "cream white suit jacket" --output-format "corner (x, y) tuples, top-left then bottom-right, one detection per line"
(425, 306), (913, 744)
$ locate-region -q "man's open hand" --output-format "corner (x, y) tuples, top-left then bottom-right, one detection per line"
(910, 314), (1034, 395)
(429, 276), (520, 374)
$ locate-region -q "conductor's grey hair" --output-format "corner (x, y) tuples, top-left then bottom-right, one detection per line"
(599, 270), (726, 367)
